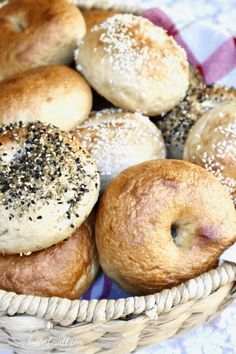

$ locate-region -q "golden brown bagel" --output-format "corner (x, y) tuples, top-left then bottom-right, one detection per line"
(184, 101), (236, 206)
(0, 66), (92, 130)
(0, 218), (98, 299)
(81, 9), (117, 30)
(96, 160), (236, 294)
(0, 0), (86, 79)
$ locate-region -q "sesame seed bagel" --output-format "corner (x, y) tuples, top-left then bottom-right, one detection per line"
(0, 216), (98, 299)
(0, 0), (86, 79)
(184, 101), (236, 206)
(71, 109), (166, 191)
(75, 14), (189, 116)
(96, 160), (236, 294)
(157, 84), (236, 159)
(0, 121), (100, 255)
(0, 66), (92, 131)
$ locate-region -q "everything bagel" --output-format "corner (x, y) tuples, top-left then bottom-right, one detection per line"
(0, 121), (100, 255)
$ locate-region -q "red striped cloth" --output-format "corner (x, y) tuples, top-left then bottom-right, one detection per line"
(144, 7), (236, 85)
(81, 7), (236, 301)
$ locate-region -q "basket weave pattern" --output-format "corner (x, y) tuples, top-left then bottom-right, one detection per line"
(0, 264), (235, 352)
(0, 1), (235, 353)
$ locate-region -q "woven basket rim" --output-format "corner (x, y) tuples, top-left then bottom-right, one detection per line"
(0, 262), (235, 325)
(0, 0), (235, 328)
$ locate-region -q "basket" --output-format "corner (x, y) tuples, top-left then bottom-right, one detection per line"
(0, 1), (235, 353)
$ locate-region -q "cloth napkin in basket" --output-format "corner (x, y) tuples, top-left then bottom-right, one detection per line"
(80, 6), (236, 301)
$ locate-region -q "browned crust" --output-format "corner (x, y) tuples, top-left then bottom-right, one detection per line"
(96, 160), (236, 294)
(0, 65), (92, 129)
(0, 216), (98, 299)
(0, 0), (86, 79)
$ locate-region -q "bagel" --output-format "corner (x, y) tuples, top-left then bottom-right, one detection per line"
(81, 9), (117, 31)
(96, 160), (236, 294)
(0, 121), (100, 255)
(157, 85), (236, 159)
(71, 109), (166, 190)
(75, 14), (189, 116)
(188, 64), (205, 91)
(0, 0), (86, 79)
(0, 217), (98, 299)
(0, 66), (92, 131)
(184, 101), (236, 206)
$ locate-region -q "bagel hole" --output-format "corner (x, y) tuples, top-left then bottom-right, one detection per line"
(9, 16), (28, 33)
(171, 224), (178, 240)
(171, 218), (196, 248)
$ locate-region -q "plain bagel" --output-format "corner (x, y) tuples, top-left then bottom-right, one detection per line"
(96, 160), (236, 294)
(0, 217), (98, 299)
(0, 65), (92, 131)
(0, 0), (86, 79)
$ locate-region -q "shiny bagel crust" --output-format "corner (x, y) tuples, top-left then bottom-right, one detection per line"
(96, 160), (236, 294)
(0, 218), (98, 299)
(0, 66), (92, 131)
(0, 0), (86, 79)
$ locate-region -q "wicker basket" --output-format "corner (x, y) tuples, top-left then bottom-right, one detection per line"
(0, 1), (235, 353)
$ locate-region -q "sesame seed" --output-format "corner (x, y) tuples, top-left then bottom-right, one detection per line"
(157, 79), (236, 158)
(74, 109), (165, 182)
(0, 121), (97, 219)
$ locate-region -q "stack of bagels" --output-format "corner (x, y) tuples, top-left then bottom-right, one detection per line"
(0, 0), (235, 299)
